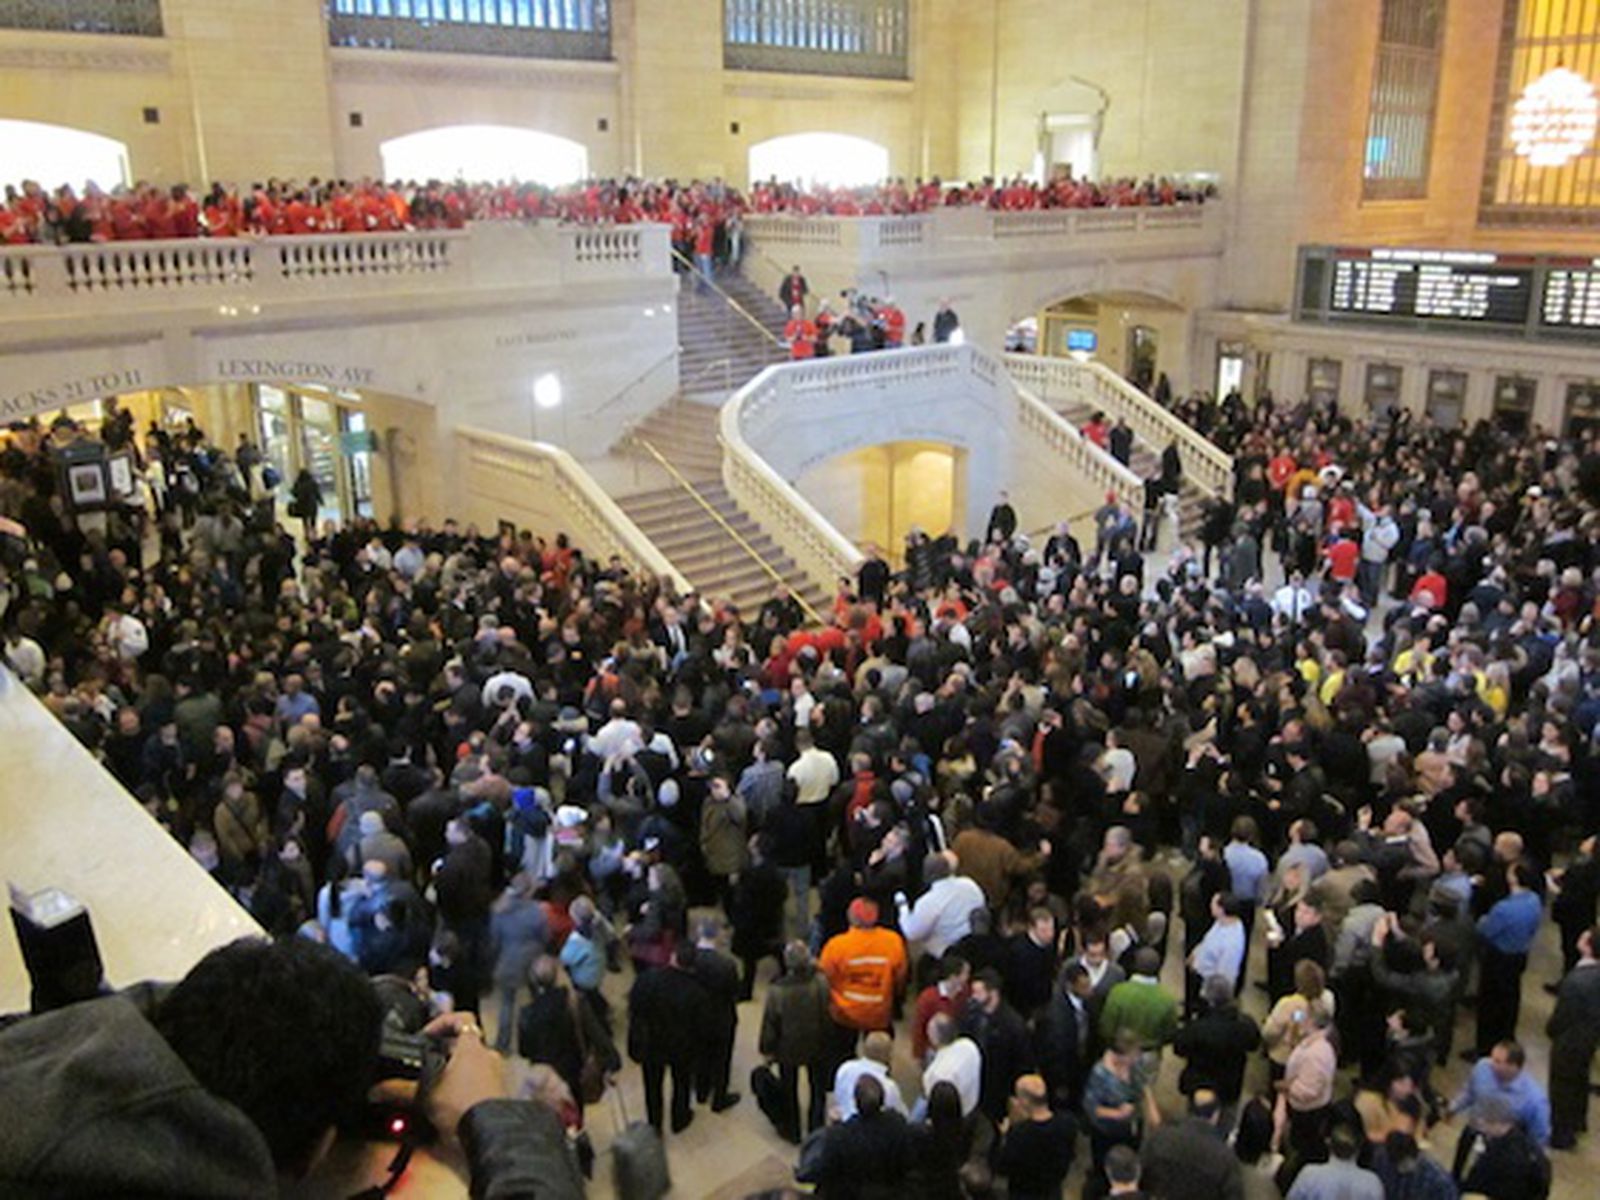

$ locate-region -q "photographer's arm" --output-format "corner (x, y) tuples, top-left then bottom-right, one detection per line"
(421, 1014), (585, 1200)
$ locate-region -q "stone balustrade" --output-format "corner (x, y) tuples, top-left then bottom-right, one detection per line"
(1004, 352), (1235, 498)
(0, 221), (671, 318)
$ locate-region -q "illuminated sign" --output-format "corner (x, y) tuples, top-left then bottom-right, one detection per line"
(1510, 66), (1599, 168)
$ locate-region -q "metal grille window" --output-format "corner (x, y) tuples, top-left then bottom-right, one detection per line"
(1481, 0), (1600, 227)
(724, 0), (908, 80)
(0, 0), (163, 36)
(327, 0), (610, 61)
(1363, 0), (1446, 199)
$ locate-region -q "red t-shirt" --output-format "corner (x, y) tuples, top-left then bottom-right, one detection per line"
(1325, 538), (1359, 581)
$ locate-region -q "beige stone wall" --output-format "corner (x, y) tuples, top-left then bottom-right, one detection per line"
(328, 51), (623, 180)
(957, 0), (1248, 182)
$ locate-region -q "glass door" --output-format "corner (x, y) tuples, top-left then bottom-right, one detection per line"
(1127, 325), (1158, 392)
(1492, 376), (1536, 435)
(297, 395), (344, 527)
(1365, 364), (1403, 419)
(1425, 370), (1467, 431)
(1567, 382), (1600, 440)
(341, 410), (375, 520)
(1306, 358), (1342, 409)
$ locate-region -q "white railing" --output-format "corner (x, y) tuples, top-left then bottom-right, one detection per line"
(722, 369), (867, 592)
(721, 344), (1144, 591)
(1003, 353), (1235, 499)
(0, 222), (673, 316)
(455, 427), (691, 594)
(745, 201), (1222, 256)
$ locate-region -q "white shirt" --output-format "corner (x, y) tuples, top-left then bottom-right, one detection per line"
(103, 613), (149, 661)
(2, 635), (45, 685)
(588, 716), (642, 761)
(898, 875), (986, 959)
(482, 670), (534, 709)
(923, 1037), (983, 1116)
(833, 1057), (907, 1121)
(1273, 584), (1314, 623)
(788, 746), (840, 805)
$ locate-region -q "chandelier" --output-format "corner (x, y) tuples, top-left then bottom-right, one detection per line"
(1510, 66), (1599, 168)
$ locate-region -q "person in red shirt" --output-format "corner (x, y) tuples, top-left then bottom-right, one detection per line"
(142, 189), (177, 239)
(170, 186), (200, 238)
(877, 299), (906, 349)
(1409, 565), (1448, 610)
(785, 307), (817, 360)
(283, 192), (321, 235)
(1324, 532), (1360, 584)
(1081, 411), (1110, 450)
(912, 952), (971, 1060)
(1324, 484), (1356, 534)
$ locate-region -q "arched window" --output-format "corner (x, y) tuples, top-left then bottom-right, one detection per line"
(0, 120), (129, 192)
(747, 133), (890, 189)
(379, 125), (589, 185)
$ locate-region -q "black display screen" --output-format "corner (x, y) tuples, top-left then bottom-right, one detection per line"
(1540, 264), (1600, 330)
(1297, 246), (1600, 342)
(1328, 255), (1533, 325)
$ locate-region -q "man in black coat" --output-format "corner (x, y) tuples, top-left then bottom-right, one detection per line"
(1547, 923), (1600, 1150)
(628, 945), (711, 1133)
(690, 920), (744, 1113)
(1139, 1089), (1244, 1200)
(795, 1073), (913, 1197)
(1033, 962), (1095, 1114)
(986, 491), (1018, 545)
(1171, 975), (1261, 1106)
(1461, 1095), (1552, 1200)
(963, 967), (1034, 1123)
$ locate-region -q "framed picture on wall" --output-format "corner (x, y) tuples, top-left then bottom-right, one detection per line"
(107, 453), (136, 501)
(66, 463), (108, 508)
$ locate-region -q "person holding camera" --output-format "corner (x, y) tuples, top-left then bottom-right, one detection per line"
(0, 937), (584, 1198)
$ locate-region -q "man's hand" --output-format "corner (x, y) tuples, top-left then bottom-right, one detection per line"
(422, 1012), (508, 1142)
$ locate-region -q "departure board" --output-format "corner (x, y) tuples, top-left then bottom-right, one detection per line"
(1326, 252), (1533, 325)
(1540, 263), (1600, 330)
(1297, 246), (1600, 342)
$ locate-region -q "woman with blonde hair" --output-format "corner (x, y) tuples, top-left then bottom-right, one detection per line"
(1262, 959), (1335, 1084)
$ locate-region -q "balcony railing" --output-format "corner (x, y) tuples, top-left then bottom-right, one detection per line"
(724, 0), (907, 80)
(0, 222), (670, 317)
(744, 202), (1220, 257)
(0, 0), (163, 36)
(327, 0), (610, 61)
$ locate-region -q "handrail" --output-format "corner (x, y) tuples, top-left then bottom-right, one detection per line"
(670, 247), (787, 349)
(1003, 353), (1234, 499)
(590, 349), (681, 446)
(629, 433), (825, 627)
(455, 427), (691, 594)
(719, 365), (868, 591)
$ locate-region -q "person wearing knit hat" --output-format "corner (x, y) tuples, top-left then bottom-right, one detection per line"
(818, 896), (908, 1071)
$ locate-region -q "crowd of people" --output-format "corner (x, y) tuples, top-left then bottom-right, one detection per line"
(0, 170), (1213, 246)
(1, 359), (1599, 1199)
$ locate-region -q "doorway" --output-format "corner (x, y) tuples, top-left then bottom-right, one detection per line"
(1127, 326), (1159, 393)
(1039, 113), (1098, 181)
(1425, 370), (1467, 431)
(1215, 341), (1246, 399)
(798, 441), (964, 564)
(254, 384), (376, 525)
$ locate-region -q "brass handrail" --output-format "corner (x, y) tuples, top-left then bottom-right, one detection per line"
(670, 247), (787, 349)
(629, 433), (825, 627)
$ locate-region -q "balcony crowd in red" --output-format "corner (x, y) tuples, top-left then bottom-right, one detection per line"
(0, 171), (1215, 246)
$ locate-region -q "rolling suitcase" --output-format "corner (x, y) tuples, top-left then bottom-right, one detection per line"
(610, 1085), (670, 1200)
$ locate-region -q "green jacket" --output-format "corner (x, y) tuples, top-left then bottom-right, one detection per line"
(1098, 977), (1178, 1049)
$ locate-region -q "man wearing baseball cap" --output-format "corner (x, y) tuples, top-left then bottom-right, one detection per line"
(819, 897), (908, 1071)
